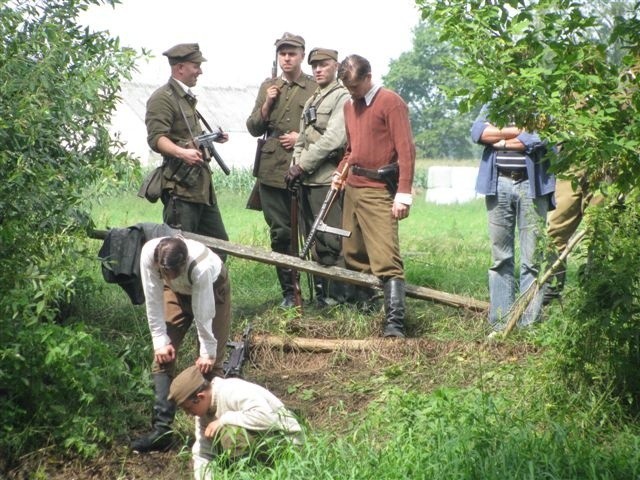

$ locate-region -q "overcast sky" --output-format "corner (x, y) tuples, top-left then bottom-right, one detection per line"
(79, 0), (422, 89)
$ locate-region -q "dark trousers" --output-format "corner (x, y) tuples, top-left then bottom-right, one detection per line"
(258, 183), (292, 254)
(299, 184), (343, 266)
(163, 194), (229, 242)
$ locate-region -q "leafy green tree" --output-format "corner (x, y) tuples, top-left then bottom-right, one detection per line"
(384, 23), (479, 159)
(417, 0), (640, 408)
(417, 0), (639, 193)
(0, 0), (141, 467)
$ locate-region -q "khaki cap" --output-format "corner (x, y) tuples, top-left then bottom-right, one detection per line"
(163, 43), (207, 65)
(275, 32), (305, 50)
(168, 365), (206, 405)
(308, 48), (338, 64)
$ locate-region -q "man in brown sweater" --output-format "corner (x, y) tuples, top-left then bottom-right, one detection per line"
(333, 54), (416, 337)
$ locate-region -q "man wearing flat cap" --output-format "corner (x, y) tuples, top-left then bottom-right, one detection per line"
(169, 365), (303, 478)
(286, 48), (350, 307)
(246, 32), (317, 308)
(145, 42), (229, 250)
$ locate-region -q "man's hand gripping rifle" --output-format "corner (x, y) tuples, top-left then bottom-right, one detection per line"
(300, 164), (351, 259)
(194, 129), (231, 175)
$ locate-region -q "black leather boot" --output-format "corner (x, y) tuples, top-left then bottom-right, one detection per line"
(130, 373), (176, 453)
(383, 278), (406, 338)
(276, 266), (296, 308)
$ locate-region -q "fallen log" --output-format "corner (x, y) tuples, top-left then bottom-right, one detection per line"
(251, 333), (402, 353)
(90, 228), (488, 312)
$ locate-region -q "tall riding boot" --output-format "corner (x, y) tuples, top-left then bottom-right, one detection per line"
(383, 278), (406, 338)
(130, 372), (176, 453)
(276, 266), (296, 308)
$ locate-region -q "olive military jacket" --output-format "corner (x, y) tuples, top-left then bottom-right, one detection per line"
(292, 80), (349, 186)
(145, 78), (212, 205)
(246, 74), (317, 189)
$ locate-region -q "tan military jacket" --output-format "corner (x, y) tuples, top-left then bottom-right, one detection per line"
(292, 80), (350, 186)
(246, 73), (317, 188)
(145, 78), (212, 204)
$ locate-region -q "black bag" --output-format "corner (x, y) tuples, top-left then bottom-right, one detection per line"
(137, 166), (163, 203)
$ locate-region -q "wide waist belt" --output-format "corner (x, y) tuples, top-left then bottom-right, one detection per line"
(351, 165), (385, 181)
(498, 168), (528, 181)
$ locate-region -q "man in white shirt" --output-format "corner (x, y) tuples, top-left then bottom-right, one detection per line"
(169, 365), (303, 479)
(131, 236), (231, 453)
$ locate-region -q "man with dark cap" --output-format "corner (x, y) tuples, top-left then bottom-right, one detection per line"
(246, 33), (317, 308)
(169, 365), (303, 478)
(332, 55), (416, 338)
(145, 43), (229, 251)
(286, 48), (350, 307)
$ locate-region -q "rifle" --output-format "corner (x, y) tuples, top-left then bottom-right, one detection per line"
(300, 165), (351, 259)
(290, 179), (304, 310)
(223, 323), (252, 378)
(246, 51), (280, 211)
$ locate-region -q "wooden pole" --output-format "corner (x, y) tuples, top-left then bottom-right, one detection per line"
(89, 228), (488, 312)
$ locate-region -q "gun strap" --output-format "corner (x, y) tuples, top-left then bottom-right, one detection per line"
(196, 110), (215, 134)
(169, 82), (200, 141)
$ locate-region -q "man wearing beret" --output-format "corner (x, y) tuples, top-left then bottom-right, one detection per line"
(246, 33), (317, 308)
(145, 43), (229, 252)
(332, 55), (416, 338)
(169, 365), (303, 478)
(286, 48), (350, 307)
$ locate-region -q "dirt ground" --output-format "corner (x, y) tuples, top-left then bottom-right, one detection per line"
(7, 328), (536, 480)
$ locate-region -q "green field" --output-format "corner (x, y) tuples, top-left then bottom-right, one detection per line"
(44, 171), (635, 480)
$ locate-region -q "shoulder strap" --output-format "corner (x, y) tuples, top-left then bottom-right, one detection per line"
(308, 84), (344, 135)
(169, 82), (200, 140)
(187, 247), (210, 285)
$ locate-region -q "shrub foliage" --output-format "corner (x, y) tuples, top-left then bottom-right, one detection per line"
(0, 0), (139, 466)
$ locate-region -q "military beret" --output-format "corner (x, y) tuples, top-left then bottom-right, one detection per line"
(308, 48), (338, 64)
(275, 32), (305, 50)
(163, 43), (207, 66)
(168, 365), (206, 405)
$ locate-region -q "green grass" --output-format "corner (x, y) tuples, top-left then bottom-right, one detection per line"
(65, 174), (640, 479)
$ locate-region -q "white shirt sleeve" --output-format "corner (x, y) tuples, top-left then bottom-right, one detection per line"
(186, 241), (222, 358)
(140, 238), (171, 350)
(394, 192), (413, 205)
(215, 378), (302, 435)
(192, 415), (214, 480)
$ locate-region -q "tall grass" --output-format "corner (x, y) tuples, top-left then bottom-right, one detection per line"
(71, 172), (640, 479)
(198, 386), (640, 480)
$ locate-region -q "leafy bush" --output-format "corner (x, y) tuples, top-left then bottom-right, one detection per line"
(546, 200), (640, 411)
(0, 0), (139, 467)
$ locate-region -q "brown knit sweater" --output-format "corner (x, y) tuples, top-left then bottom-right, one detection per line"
(337, 88), (415, 194)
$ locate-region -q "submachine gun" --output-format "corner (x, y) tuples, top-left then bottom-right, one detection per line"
(223, 323), (252, 378)
(194, 128), (231, 176)
(300, 165), (351, 259)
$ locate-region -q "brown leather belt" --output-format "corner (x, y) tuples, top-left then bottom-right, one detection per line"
(498, 169), (527, 181)
(351, 164), (384, 180)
